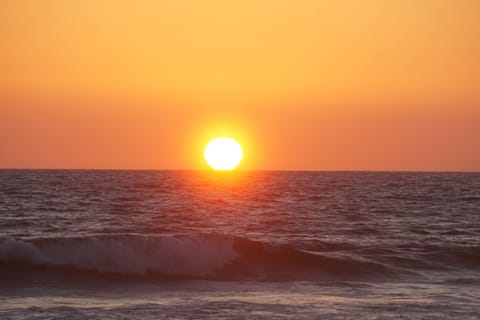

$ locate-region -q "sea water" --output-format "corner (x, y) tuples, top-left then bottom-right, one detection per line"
(1, 170), (479, 319)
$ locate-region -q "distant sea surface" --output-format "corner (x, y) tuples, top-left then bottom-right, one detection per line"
(1, 170), (479, 319)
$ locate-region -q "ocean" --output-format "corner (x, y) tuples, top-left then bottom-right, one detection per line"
(0, 170), (479, 319)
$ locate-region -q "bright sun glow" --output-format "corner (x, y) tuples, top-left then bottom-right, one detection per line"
(204, 137), (243, 170)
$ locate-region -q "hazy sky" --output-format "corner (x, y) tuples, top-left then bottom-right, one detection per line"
(1, 0), (479, 170)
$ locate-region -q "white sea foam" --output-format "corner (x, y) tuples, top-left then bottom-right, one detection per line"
(0, 236), (238, 276)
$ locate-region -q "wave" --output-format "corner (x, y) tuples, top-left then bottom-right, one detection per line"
(0, 234), (237, 277)
(0, 234), (390, 282)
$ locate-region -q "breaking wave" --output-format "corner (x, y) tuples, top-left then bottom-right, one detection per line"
(0, 234), (390, 282)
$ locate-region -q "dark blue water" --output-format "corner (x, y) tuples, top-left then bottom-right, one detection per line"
(1, 170), (479, 319)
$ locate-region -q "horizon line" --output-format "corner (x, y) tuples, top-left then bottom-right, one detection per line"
(0, 168), (479, 174)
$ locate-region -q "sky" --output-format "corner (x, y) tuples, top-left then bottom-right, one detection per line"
(1, 0), (479, 171)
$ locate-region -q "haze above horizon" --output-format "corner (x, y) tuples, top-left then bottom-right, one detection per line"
(1, 0), (479, 171)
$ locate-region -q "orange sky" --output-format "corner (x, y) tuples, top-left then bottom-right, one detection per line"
(1, 0), (479, 171)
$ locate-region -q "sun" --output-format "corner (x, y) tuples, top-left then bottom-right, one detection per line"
(204, 137), (243, 170)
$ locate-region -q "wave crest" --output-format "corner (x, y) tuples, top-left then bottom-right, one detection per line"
(0, 234), (391, 281)
(0, 235), (237, 276)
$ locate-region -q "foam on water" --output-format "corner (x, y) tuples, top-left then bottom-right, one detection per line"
(0, 235), (238, 276)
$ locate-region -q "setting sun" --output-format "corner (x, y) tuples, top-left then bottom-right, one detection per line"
(204, 138), (243, 170)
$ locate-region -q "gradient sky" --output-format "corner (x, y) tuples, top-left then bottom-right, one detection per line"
(1, 0), (479, 171)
